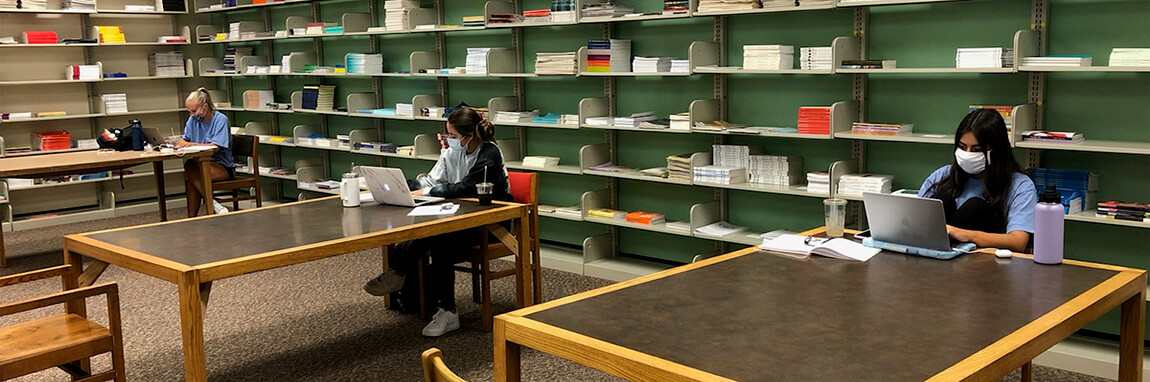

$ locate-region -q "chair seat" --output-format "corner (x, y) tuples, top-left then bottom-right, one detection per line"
(467, 243), (512, 260)
(0, 313), (112, 378)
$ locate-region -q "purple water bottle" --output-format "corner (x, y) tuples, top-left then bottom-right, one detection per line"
(1033, 185), (1064, 264)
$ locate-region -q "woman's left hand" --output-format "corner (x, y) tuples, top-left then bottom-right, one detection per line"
(946, 225), (976, 242)
(410, 189), (423, 196)
(176, 139), (193, 148)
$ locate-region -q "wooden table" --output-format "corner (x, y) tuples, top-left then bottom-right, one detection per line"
(0, 149), (215, 268)
(61, 196), (533, 382)
(494, 227), (1146, 382)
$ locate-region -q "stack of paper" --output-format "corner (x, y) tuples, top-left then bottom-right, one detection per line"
(744, 45), (794, 70)
(632, 56), (673, 73)
(838, 174), (894, 197)
(396, 103), (414, 116)
(488, 12), (522, 24)
(123, 4), (154, 11)
(493, 110), (540, 123)
(523, 156), (560, 168)
(669, 112), (690, 131)
(465, 48), (494, 74)
(102, 93), (128, 114)
(851, 122), (914, 136)
(748, 155), (803, 185)
(244, 90), (274, 109)
(797, 106), (831, 135)
(694, 165), (746, 185)
(2, 112), (34, 120)
(347, 53), (383, 74)
(670, 59), (690, 73)
(807, 171), (830, 194)
(694, 221), (747, 237)
(34, 131), (71, 151)
(712, 144), (756, 178)
(385, 0), (420, 31)
(581, 2), (633, 18)
(148, 51), (185, 77)
(625, 211), (665, 226)
(586, 39), (631, 72)
(800, 46), (833, 70)
(23, 31), (58, 44)
(587, 208), (627, 220)
(694, 120), (746, 132)
(462, 16), (485, 27)
(16, 0), (47, 9)
(667, 153), (692, 181)
(1021, 56), (1092, 67)
(157, 35), (187, 43)
(697, 0), (761, 12)
(664, 0), (689, 14)
(523, 9), (551, 23)
(956, 47), (1014, 68)
(535, 52), (578, 75)
(1109, 48), (1150, 67)
(1022, 131), (1084, 144)
(66, 65), (100, 80)
(638, 119), (670, 130)
(62, 0), (95, 10)
(612, 111), (655, 127)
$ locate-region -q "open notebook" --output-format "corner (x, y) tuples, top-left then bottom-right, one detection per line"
(759, 234), (881, 262)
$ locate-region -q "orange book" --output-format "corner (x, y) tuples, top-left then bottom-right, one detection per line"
(625, 211), (665, 225)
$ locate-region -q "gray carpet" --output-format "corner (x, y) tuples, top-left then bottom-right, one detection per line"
(0, 209), (1115, 381)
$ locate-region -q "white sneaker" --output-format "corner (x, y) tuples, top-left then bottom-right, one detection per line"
(422, 308), (460, 337)
(212, 200), (229, 214)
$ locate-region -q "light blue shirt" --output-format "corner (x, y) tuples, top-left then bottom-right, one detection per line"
(183, 111), (233, 168)
(917, 165), (1038, 233)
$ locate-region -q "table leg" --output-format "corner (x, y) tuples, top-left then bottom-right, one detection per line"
(1118, 285), (1145, 382)
(78, 259), (109, 287)
(199, 158), (214, 216)
(1021, 361), (1032, 382)
(494, 319), (521, 382)
(177, 272), (208, 382)
(154, 161), (167, 221)
(381, 245), (391, 308)
(517, 210), (532, 307)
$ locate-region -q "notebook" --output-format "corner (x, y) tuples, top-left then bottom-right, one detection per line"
(759, 234), (881, 262)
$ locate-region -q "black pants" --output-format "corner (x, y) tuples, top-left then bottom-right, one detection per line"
(932, 194), (1006, 234)
(388, 228), (478, 312)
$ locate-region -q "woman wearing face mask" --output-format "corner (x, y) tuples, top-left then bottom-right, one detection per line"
(917, 108), (1037, 253)
(179, 88), (234, 215)
(363, 106), (512, 337)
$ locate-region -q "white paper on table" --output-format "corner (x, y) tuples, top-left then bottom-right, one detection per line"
(407, 203), (460, 216)
(179, 146), (216, 152)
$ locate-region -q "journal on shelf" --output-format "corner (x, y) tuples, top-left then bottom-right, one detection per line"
(759, 234), (880, 262)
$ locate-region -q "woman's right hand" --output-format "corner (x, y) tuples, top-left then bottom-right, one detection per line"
(175, 139), (192, 148)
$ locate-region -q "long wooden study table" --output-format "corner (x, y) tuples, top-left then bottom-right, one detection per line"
(494, 227), (1146, 382)
(61, 196), (533, 382)
(0, 149), (215, 268)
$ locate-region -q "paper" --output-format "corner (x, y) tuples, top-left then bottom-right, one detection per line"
(407, 203), (460, 216)
(179, 145), (216, 152)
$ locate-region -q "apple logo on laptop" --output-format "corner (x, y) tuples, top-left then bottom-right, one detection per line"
(383, 183), (391, 191)
(901, 216), (910, 227)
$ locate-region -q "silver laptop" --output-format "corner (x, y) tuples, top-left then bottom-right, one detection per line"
(862, 192), (959, 251)
(361, 166), (444, 207)
(141, 127), (168, 147)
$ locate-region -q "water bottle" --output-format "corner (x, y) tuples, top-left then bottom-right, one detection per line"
(341, 172), (361, 208)
(129, 119), (145, 151)
(1033, 185), (1064, 264)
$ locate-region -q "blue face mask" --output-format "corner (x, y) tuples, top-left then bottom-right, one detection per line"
(446, 136), (469, 151)
(192, 113), (205, 123)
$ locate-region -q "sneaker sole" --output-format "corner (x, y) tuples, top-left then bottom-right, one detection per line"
(422, 322), (461, 337)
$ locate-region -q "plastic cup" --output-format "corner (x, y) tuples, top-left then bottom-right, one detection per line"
(477, 182), (494, 206)
(824, 198), (847, 238)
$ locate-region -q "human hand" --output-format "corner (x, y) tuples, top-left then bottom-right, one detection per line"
(411, 189), (423, 196)
(176, 139), (193, 148)
(946, 225), (976, 243)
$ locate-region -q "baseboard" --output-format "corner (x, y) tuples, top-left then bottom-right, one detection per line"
(1035, 335), (1148, 380)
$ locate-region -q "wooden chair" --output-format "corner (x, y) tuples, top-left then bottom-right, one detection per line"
(421, 348), (466, 382)
(0, 265), (125, 381)
(212, 134), (262, 210)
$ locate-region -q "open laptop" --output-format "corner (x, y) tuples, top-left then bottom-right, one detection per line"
(141, 127), (168, 147)
(861, 192), (975, 259)
(360, 166), (444, 207)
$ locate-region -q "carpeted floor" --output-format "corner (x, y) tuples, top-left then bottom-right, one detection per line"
(0, 209), (1115, 381)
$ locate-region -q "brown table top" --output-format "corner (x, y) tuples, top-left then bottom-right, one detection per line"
(0, 149), (212, 178)
(525, 250), (1121, 382)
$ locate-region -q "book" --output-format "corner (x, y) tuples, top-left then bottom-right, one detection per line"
(587, 208), (626, 220)
(625, 211), (665, 225)
(759, 234), (881, 262)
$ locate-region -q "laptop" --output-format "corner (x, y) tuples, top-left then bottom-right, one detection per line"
(141, 127), (168, 147)
(360, 166), (444, 207)
(861, 192), (975, 260)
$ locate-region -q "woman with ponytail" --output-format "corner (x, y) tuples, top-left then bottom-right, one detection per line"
(180, 88), (233, 215)
(363, 106), (512, 337)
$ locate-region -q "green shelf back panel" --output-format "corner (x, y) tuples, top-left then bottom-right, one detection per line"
(619, 230), (715, 265)
(539, 219), (607, 248)
(867, 1), (1030, 68)
(522, 25), (601, 73)
(725, 8), (854, 67)
(521, 77), (602, 114)
(727, 76), (854, 127)
(377, 34), (437, 73)
(1043, 75), (1150, 142)
(727, 191), (827, 234)
(523, 129), (603, 163)
(616, 130), (712, 169)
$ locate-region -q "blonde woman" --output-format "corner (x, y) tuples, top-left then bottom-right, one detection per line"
(180, 88), (233, 215)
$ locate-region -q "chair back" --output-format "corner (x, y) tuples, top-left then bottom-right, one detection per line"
(231, 134), (258, 165)
(506, 171), (537, 205)
(421, 348), (466, 382)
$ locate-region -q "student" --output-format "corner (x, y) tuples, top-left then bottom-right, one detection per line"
(179, 88), (234, 216)
(363, 107), (513, 337)
(917, 108), (1037, 253)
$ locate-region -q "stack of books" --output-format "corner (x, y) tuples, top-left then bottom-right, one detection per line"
(632, 56), (672, 73)
(223, 47), (251, 73)
(797, 106), (831, 135)
(837, 174), (894, 197)
(970, 105), (1013, 136)
(588, 208), (627, 220)
(743, 45), (793, 70)
(465, 48), (493, 74)
(1096, 201), (1150, 223)
(148, 51), (185, 77)
(34, 131), (71, 151)
(23, 31), (57, 44)
(301, 84), (335, 110)
(305, 22), (336, 35)
(1109, 48), (1150, 67)
(694, 165), (747, 185)
(581, 2), (632, 18)
(385, 0), (420, 31)
(800, 46), (833, 70)
(669, 113), (690, 131)
(612, 111), (656, 127)
(807, 171), (830, 194)
(101, 93), (128, 114)
(667, 153), (693, 181)
(535, 52), (577, 75)
(670, 59), (689, 73)
(1021, 56), (1092, 67)
(523, 156), (560, 168)
(664, 0), (689, 14)
(850, 122), (914, 136)
(696, 0), (761, 12)
(157, 35), (187, 43)
(244, 90), (274, 109)
(586, 39), (631, 72)
(347, 53), (383, 74)
(840, 59), (896, 69)
(523, 9), (551, 23)
(553, 206), (582, 218)
(712, 144), (756, 180)
(549, 0), (576, 22)
(625, 211), (665, 226)
(956, 47), (1014, 68)
(1031, 167), (1098, 214)
(63, 0), (94, 10)
(66, 65), (100, 80)
(2, 112), (34, 120)
(1022, 131), (1084, 144)
(462, 16), (485, 27)
(396, 103), (414, 116)
(493, 110), (539, 123)
(748, 155), (803, 185)
(17, 0), (46, 9)
(488, 12), (522, 24)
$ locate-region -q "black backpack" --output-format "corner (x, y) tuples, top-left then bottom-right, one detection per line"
(96, 127), (133, 151)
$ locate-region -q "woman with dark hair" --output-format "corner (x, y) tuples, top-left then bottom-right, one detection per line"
(363, 106), (513, 337)
(917, 108), (1037, 253)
